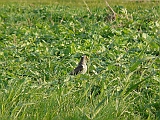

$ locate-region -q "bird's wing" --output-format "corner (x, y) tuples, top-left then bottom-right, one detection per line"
(70, 65), (83, 75)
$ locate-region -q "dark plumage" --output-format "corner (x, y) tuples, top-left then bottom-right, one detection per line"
(70, 55), (88, 75)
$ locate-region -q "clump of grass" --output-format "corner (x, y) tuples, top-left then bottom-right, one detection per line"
(0, 0), (159, 9)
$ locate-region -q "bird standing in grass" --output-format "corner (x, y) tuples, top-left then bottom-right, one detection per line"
(70, 55), (88, 75)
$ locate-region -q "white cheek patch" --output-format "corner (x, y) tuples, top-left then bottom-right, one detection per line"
(82, 65), (84, 68)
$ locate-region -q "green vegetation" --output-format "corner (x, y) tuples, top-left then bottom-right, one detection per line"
(0, 0), (160, 120)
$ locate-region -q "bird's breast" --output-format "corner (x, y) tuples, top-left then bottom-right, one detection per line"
(82, 64), (87, 74)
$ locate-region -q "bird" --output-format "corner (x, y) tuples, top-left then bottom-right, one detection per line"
(70, 55), (88, 75)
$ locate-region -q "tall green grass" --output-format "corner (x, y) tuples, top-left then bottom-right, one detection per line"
(0, 0), (159, 9)
(0, 2), (160, 120)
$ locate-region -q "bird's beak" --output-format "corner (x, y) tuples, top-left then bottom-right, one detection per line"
(85, 56), (89, 62)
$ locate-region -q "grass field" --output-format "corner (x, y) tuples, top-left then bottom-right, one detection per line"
(0, 0), (160, 120)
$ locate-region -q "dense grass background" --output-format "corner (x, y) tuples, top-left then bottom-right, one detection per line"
(0, 0), (160, 8)
(0, 0), (160, 120)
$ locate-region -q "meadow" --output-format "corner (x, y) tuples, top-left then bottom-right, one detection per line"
(0, 0), (160, 120)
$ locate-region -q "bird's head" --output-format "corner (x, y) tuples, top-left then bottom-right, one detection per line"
(80, 55), (88, 64)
